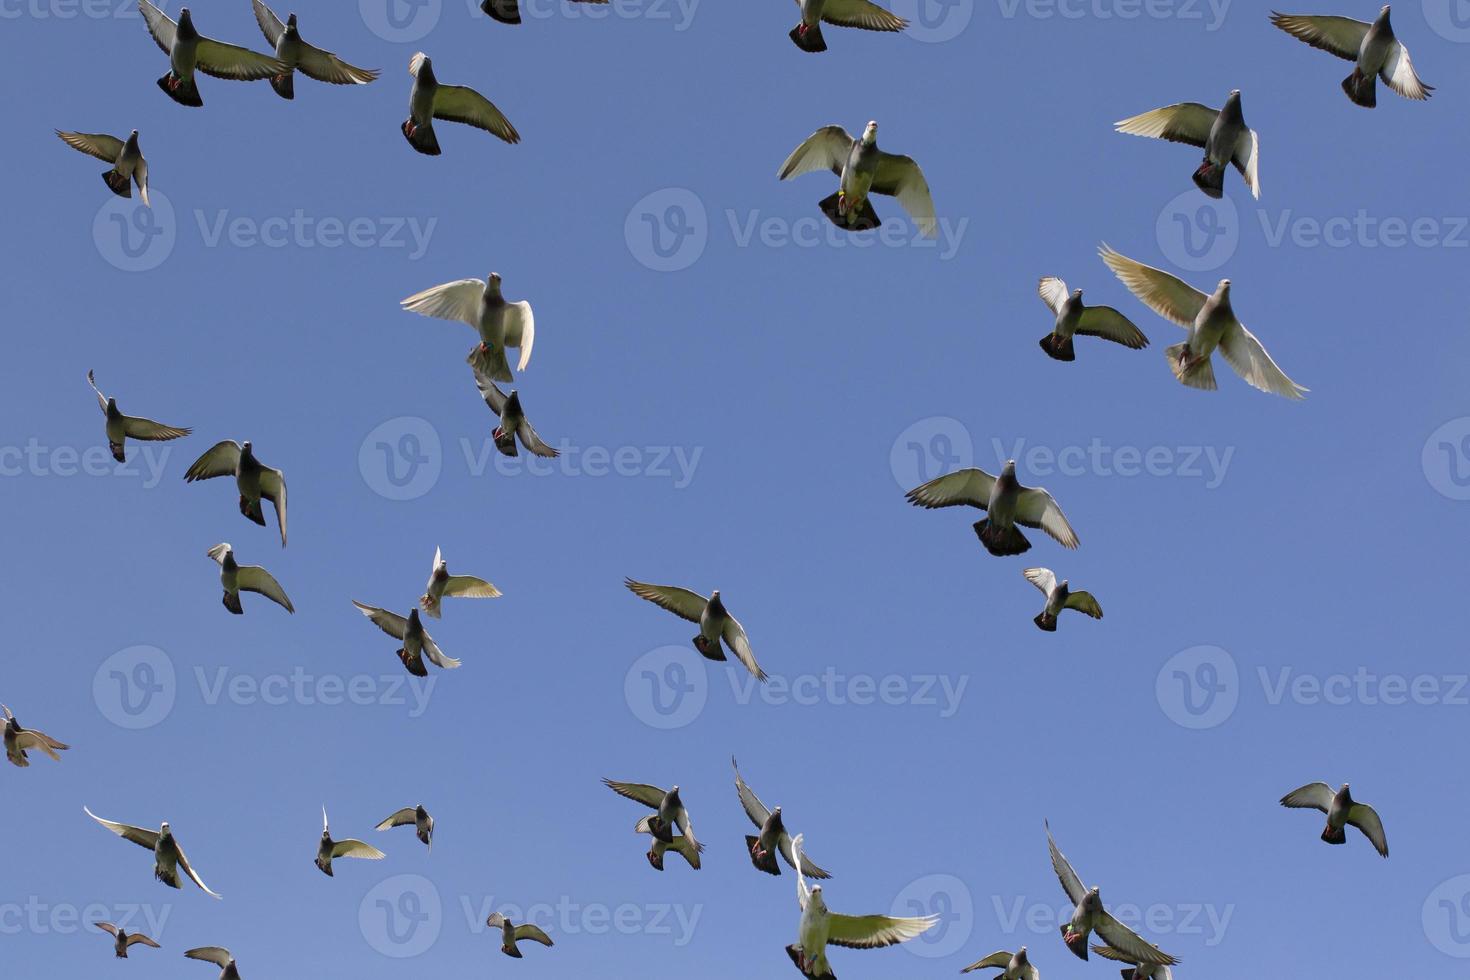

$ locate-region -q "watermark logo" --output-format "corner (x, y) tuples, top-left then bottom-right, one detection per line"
(1426, 875), (1470, 957)
(893, 874), (973, 958)
(890, 417), (973, 491)
(360, 0), (442, 41)
(893, 0), (974, 41)
(94, 188), (176, 273)
(360, 417), (442, 501)
(361, 874), (442, 958)
(1424, 0), (1470, 43)
(1423, 417), (1470, 501)
(93, 645), (176, 730)
(624, 645), (708, 730)
(0, 898), (171, 937)
(1156, 190), (1238, 272)
(1156, 644), (1238, 730)
(991, 895), (1233, 945)
(995, 0), (1231, 29)
(626, 188), (707, 273)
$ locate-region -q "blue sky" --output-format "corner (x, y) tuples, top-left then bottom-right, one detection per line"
(5, 0), (1470, 976)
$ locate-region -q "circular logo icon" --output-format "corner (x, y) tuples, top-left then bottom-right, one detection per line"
(890, 416), (973, 491)
(891, 0), (974, 43)
(891, 873), (973, 958)
(1424, 874), (1470, 957)
(94, 645), (176, 730)
(93, 187), (176, 273)
(1156, 190), (1239, 273)
(359, 0), (442, 42)
(359, 417), (442, 501)
(625, 188), (707, 273)
(1156, 644), (1238, 730)
(1424, 0), (1470, 43)
(360, 874), (442, 958)
(624, 645), (708, 730)
(1422, 417), (1470, 501)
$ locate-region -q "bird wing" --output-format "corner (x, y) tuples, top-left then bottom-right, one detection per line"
(331, 838), (387, 860)
(961, 951), (1014, 972)
(443, 574), (501, 599)
(905, 468), (995, 509)
(420, 632), (460, 669)
(813, 0), (907, 30)
(251, 0), (286, 45)
(1095, 912), (1177, 966)
(624, 580), (707, 624)
(674, 805), (702, 853)
(1099, 245), (1207, 328)
(1346, 803), (1389, 857)
(237, 565), (294, 613)
(1014, 486), (1079, 549)
(1038, 277), (1069, 315)
(472, 367), (509, 414)
(193, 36), (288, 82)
(138, 0), (176, 55)
(792, 833), (811, 909)
(94, 921), (121, 937)
(721, 616), (767, 682)
(353, 601), (409, 640)
(1383, 41), (1432, 101)
(1232, 128), (1261, 200)
(872, 152), (936, 239)
(125, 932), (161, 949)
(122, 415), (191, 442)
(1022, 567), (1056, 597)
(1269, 13), (1369, 61)
(174, 840), (222, 899)
(1279, 782), (1334, 812)
(777, 126), (853, 180)
(84, 807), (159, 850)
(296, 42), (379, 85)
(257, 466), (287, 546)
(432, 85), (520, 144)
(504, 301), (535, 371)
(1114, 103), (1218, 148)
(1064, 590), (1103, 619)
(665, 834), (701, 869)
(602, 779), (666, 809)
(1046, 821), (1088, 905)
(777, 833), (831, 878)
(58, 131), (124, 164)
(401, 279), (484, 326)
(825, 912), (937, 949)
(731, 757), (771, 828)
(516, 417), (559, 459)
(184, 947), (233, 967)
(514, 923), (554, 946)
(1217, 320), (1307, 399)
(1090, 943), (1137, 964)
(376, 807), (418, 830)
(14, 731), (67, 758)
(1076, 306), (1149, 349)
(184, 441), (241, 482)
(87, 369), (109, 413)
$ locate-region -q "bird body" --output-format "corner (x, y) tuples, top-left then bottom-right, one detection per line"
(95, 921), (161, 958)
(316, 807), (387, 876)
(403, 53), (519, 156)
(1280, 782), (1388, 856)
(185, 441), (288, 546)
(1023, 568), (1102, 631)
(625, 580), (768, 681)
(1037, 278), (1148, 361)
(1046, 822), (1176, 966)
(1271, 6), (1431, 107)
(139, 2), (287, 107)
(252, 3), (378, 100)
(377, 804), (435, 851)
(87, 370), (189, 462)
(906, 461), (1078, 556)
(486, 912), (554, 957)
(401, 272), (535, 382)
(58, 131), (151, 205)
(207, 543), (293, 615)
(778, 122), (936, 237)
(84, 807), (221, 898)
(790, 0), (907, 52)
(2, 705), (68, 767)
(1115, 91), (1260, 199)
(353, 602), (461, 676)
(421, 546), (500, 618)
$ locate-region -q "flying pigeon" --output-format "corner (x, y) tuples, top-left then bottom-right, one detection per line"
(58, 131), (151, 205)
(184, 441), (288, 546)
(624, 580), (768, 681)
(86, 370), (189, 463)
(184, 947), (241, 980)
(1092, 944), (1175, 979)
(421, 546), (500, 619)
(1101, 245), (1307, 399)
(352, 602), (461, 676)
(376, 804), (435, 852)
(1022, 568), (1102, 632)
(473, 371), (559, 459)
(642, 823), (702, 871)
(206, 543), (293, 615)
(1271, 6), (1431, 107)
(961, 947), (1038, 978)
(138, 1), (287, 108)
(733, 756), (832, 878)
(94, 921), (161, 959)
(486, 913), (554, 957)
(1115, 90), (1261, 199)
(1046, 821), (1177, 966)
(603, 779), (704, 853)
(1280, 782), (1388, 857)
(1036, 277), (1148, 361)
(3, 705), (69, 768)
(481, 0), (607, 24)
(84, 807), (221, 898)
(403, 52), (519, 155)
(906, 461), (1079, 556)
(778, 121), (936, 237)
(789, 0), (907, 53)
(400, 272), (535, 382)
(786, 833), (936, 979)
(316, 806), (387, 876)
(251, 2), (379, 100)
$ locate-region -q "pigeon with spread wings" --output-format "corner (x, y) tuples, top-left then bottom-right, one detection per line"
(184, 947), (241, 980)
(185, 441), (288, 546)
(206, 544), (293, 615)
(353, 602), (461, 677)
(789, 0), (906, 53)
(138, 1), (287, 107)
(252, 2), (378, 100)
(401, 272), (534, 381)
(961, 947), (1038, 978)
(1036, 277), (1148, 361)
(3, 705), (69, 768)
(1046, 821), (1176, 966)
(733, 757), (831, 878)
(94, 921), (161, 959)
(421, 546), (500, 619)
(486, 912), (554, 957)
(625, 579), (767, 681)
(603, 779), (704, 853)
(86, 370), (189, 463)
(403, 52), (519, 155)
(1271, 6), (1431, 107)
(473, 372), (559, 459)
(1115, 90), (1260, 199)
(1280, 782), (1388, 857)
(778, 121), (935, 238)
(1022, 568), (1102, 632)
(316, 807), (387, 876)
(58, 131), (151, 206)
(906, 461), (1078, 556)
(377, 804), (434, 851)
(84, 807), (221, 898)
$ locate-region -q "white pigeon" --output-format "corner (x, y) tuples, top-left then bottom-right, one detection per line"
(961, 947), (1038, 979)
(352, 602), (461, 676)
(84, 807), (222, 899)
(139, 1), (287, 108)
(420, 545), (500, 619)
(778, 121), (936, 238)
(1280, 782), (1388, 857)
(184, 441), (288, 546)
(58, 131), (151, 205)
(206, 543), (293, 615)
(1272, 6), (1431, 107)
(1023, 568), (1102, 632)
(184, 947), (241, 980)
(1115, 90), (1260, 199)
(1036, 277), (1149, 361)
(87, 370), (190, 462)
(403, 52), (519, 155)
(1101, 245), (1307, 399)
(906, 461), (1078, 556)
(789, 0), (907, 53)
(401, 271), (534, 382)
(316, 806), (387, 876)
(1046, 821), (1177, 966)
(251, 2), (379, 100)
(786, 833), (936, 979)
(624, 580), (768, 682)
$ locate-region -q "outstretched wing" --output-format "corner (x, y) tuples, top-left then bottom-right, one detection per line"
(826, 912), (936, 949)
(624, 579), (707, 624)
(1269, 13), (1368, 62)
(1100, 245), (1207, 328)
(376, 807), (418, 831)
(602, 779), (666, 809)
(174, 839), (222, 899)
(1095, 912), (1177, 966)
(252, 0), (286, 45)
(402, 279), (484, 326)
(1346, 803), (1389, 857)
(1064, 590), (1103, 619)
(138, 0), (177, 55)
(121, 415), (191, 442)
(504, 301), (534, 371)
(1046, 820), (1088, 905)
(444, 574), (501, 599)
(722, 616), (767, 682)
(1038, 277), (1069, 315)
(59, 132), (124, 164)
(1382, 41), (1432, 101)
(514, 923), (554, 947)
(1279, 782), (1334, 813)
(259, 467), (288, 546)
(238, 565), (294, 613)
(353, 601), (409, 640)
(777, 126), (853, 180)
(84, 807), (159, 850)
(1114, 102), (1217, 148)
(331, 838), (387, 861)
(731, 757), (771, 829)
(432, 85), (520, 144)
(193, 36), (288, 82)
(184, 441), (241, 482)
(905, 468), (994, 510)
(1077, 306), (1149, 349)
(1217, 320), (1308, 400)
(1015, 486), (1079, 549)
(815, 0), (907, 31)
(1022, 567), (1057, 597)
(872, 152), (936, 239)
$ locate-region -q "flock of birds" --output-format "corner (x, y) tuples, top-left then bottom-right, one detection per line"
(24, 0), (1432, 977)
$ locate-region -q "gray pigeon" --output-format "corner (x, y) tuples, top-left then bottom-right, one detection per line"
(315, 806), (386, 876)
(58, 132), (151, 205)
(906, 461), (1079, 556)
(961, 947), (1037, 978)
(486, 913), (554, 957)
(401, 272), (534, 381)
(87, 370), (190, 463)
(252, 2), (378, 100)
(1046, 821), (1177, 966)
(403, 52), (519, 155)
(84, 807), (221, 898)
(184, 947), (241, 980)
(184, 441), (288, 546)
(1092, 944), (1175, 980)
(1280, 782), (1388, 857)
(481, 0), (607, 24)
(139, 1), (287, 107)
(732, 757), (831, 878)
(94, 921), (162, 959)
(789, 0), (906, 53)
(1022, 568), (1102, 632)
(778, 121), (936, 237)
(642, 824), (701, 872)
(1101, 245), (1307, 398)
(421, 546), (500, 619)
(352, 602), (461, 676)
(1036, 277), (1148, 361)
(3, 705), (68, 767)
(1115, 90), (1260, 199)
(1272, 6), (1431, 107)
(472, 371), (559, 459)
(207, 543), (293, 615)
(624, 580), (768, 681)
(376, 804), (434, 852)
(603, 779), (704, 853)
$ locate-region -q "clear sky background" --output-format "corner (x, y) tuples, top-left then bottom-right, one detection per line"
(4, 0), (1470, 977)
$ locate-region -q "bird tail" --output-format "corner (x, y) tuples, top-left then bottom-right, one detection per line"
(402, 118), (441, 156)
(973, 519), (1031, 556)
(108, 440), (126, 463)
(789, 22), (827, 52)
(1165, 342), (1217, 391)
(157, 71), (203, 107)
(270, 70), (295, 100)
(745, 835), (781, 875)
(502, 943), (523, 958)
(481, 0), (522, 24)
(466, 343), (513, 383)
(1060, 925), (1090, 960)
(102, 170), (131, 199)
(419, 594), (442, 619)
(786, 944), (834, 979)
(1322, 823), (1347, 845)
(693, 634), (727, 663)
(1342, 67), (1377, 108)
(223, 592), (244, 616)
(1034, 611), (1058, 632)
(492, 425), (519, 458)
(239, 495), (268, 527)
(1039, 333), (1076, 361)
(1192, 159), (1226, 198)
(818, 191), (880, 233)
(645, 846), (666, 871)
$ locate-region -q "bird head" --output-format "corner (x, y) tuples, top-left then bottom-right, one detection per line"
(159, 821), (172, 836)
(1003, 459), (1017, 476)
(1215, 279), (1231, 299)
(1059, 579), (1069, 590)
(129, 129), (139, 138)
(488, 272), (502, 286)
(861, 121), (878, 145)
(407, 608), (421, 629)
(241, 440), (254, 454)
(409, 52), (431, 78)
(286, 13), (298, 29)
(1071, 288), (1083, 300)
